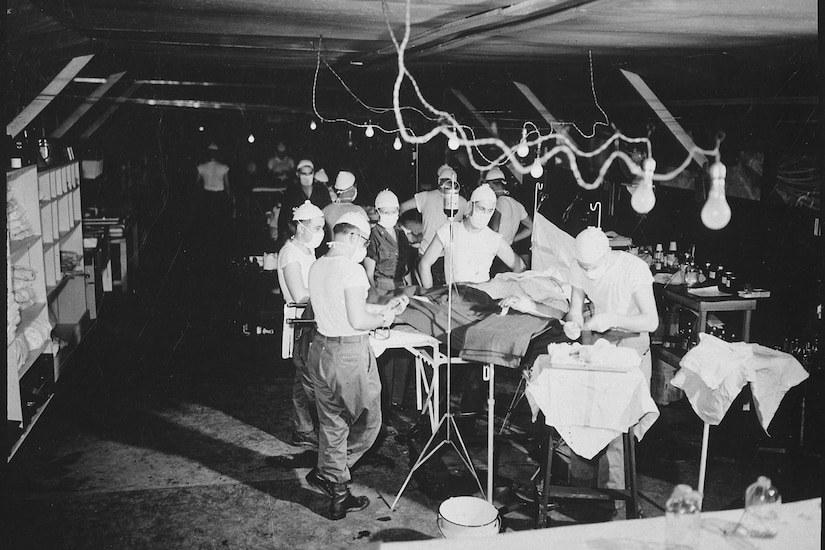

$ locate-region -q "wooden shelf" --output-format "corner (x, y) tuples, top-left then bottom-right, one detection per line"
(7, 393), (55, 463)
(9, 235), (41, 261)
(16, 338), (51, 380)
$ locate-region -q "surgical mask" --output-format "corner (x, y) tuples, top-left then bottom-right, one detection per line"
(469, 208), (493, 229)
(299, 174), (314, 186)
(378, 213), (399, 229)
(298, 222), (324, 249)
(336, 187), (357, 203)
(582, 260), (608, 280)
(330, 241), (367, 263)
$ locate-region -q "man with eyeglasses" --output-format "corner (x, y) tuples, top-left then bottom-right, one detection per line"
(277, 159), (331, 245)
(418, 183), (525, 288)
(399, 165), (469, 286)
(305, 211), (408, 520)
(322, 170), (369, 238)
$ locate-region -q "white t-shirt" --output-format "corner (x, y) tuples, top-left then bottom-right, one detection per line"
(276, 239), (316, 303)
(496, 195), (529, 245)
(197, 160), (229, 192)
(435, 221), (503, 284)
(415, 190), (469, 255)
(308, 256), (370, 337)
(569, 251), (654, 350)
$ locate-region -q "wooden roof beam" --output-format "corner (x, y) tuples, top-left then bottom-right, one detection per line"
(51, 71), (126, 139)
(80, 83), (142, 140)
(6, 54), (94, 138)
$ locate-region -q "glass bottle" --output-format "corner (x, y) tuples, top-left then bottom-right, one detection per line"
(666, 484), (702, 550)
(740, 477), (781, 538)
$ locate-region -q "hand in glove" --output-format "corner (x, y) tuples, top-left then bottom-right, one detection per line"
(584, 312), (617, 333)
(563, 321), (582, 341)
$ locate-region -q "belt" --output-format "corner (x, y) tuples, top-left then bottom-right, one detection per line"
(315, 333), (370, 343)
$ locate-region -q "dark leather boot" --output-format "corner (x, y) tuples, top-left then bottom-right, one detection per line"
(329, 483), (370, 520)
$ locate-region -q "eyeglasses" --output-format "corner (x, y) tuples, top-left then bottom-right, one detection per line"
(298, 170), (314, 176)
(350, 232), (369, 247)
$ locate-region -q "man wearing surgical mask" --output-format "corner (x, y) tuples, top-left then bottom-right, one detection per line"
(418, 183), (525, 288)
(276, 201), (326, 449)
(564, 226), (658, 508)
(277, 159), (331, 244)
(322, 170), (369, 238)
(305, 211), (408, 520)
(399, 165), (469, 285)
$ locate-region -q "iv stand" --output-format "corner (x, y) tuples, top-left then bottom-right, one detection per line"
(391, 186), (485, 510)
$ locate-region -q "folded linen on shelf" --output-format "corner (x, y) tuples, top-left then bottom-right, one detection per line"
(12, 265), (37, 281)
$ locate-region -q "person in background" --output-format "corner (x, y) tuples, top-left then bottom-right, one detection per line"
(267, 141), (295, 187)
(364, 189), (414, 425)
(563, 226), (659, 507)
(194, 143), (231, 259)
(418, 183), (524, 288)
(304, 211), (409, 520)
(399, 165), (469, 285)
(276, 201), (326, 449)
(322, 170), (369, 236)
(483, 167), (533, 247)
(277, 159), (331, 245)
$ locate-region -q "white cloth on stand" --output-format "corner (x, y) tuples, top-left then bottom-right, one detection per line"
(746, 345), (808, 433)
(526, 354), (659, 459)
(673, 334), (808, 432)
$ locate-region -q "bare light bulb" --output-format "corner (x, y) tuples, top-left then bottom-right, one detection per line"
(309, 120), (317, 130)
(447, 133), (460, 150)
(198, 126), (204, 132)
(365, 124), (375, 138)
(393, 136), (402, 151)
(530, 158), (544, 178)
(247, 133), (255, 144)
(517, 128), (529, 157)
(631, 158), (657, 214)
(701, 162), (731, 230)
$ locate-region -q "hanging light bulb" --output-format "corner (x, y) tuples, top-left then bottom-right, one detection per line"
(346, 129), (354, 147)
(393, 136), (402, 151)
(365, 123), (375, 138)
(701, 161), (731, 230)
(309, 120), (317, 130)
(631, 158), (657, 214)
(517, 128), (529, 158)
(447, 133), (460, 151)
(198, 126), (204, 132)
(530, 158), (544, 178)
(247, 133), (255, 144)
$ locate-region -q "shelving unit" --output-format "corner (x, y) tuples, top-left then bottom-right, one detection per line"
(7, 160), (89, 461)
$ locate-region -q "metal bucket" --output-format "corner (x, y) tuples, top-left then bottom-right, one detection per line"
(437, 496), (501, 539)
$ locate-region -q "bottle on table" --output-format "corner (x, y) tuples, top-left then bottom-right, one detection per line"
(739, 476), (781, 538)
(665, 484), (702, 550)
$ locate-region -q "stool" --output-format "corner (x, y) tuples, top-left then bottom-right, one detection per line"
(536, 425), (639, 528)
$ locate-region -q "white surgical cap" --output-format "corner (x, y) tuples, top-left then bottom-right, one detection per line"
(374, 189), (399, 209)
(292, 200), (324, 221)
(334, 171), (356, 191)
(574, 227), (610, 265)
(336, 211), (371, 235)
(470, 183), (497, 205)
